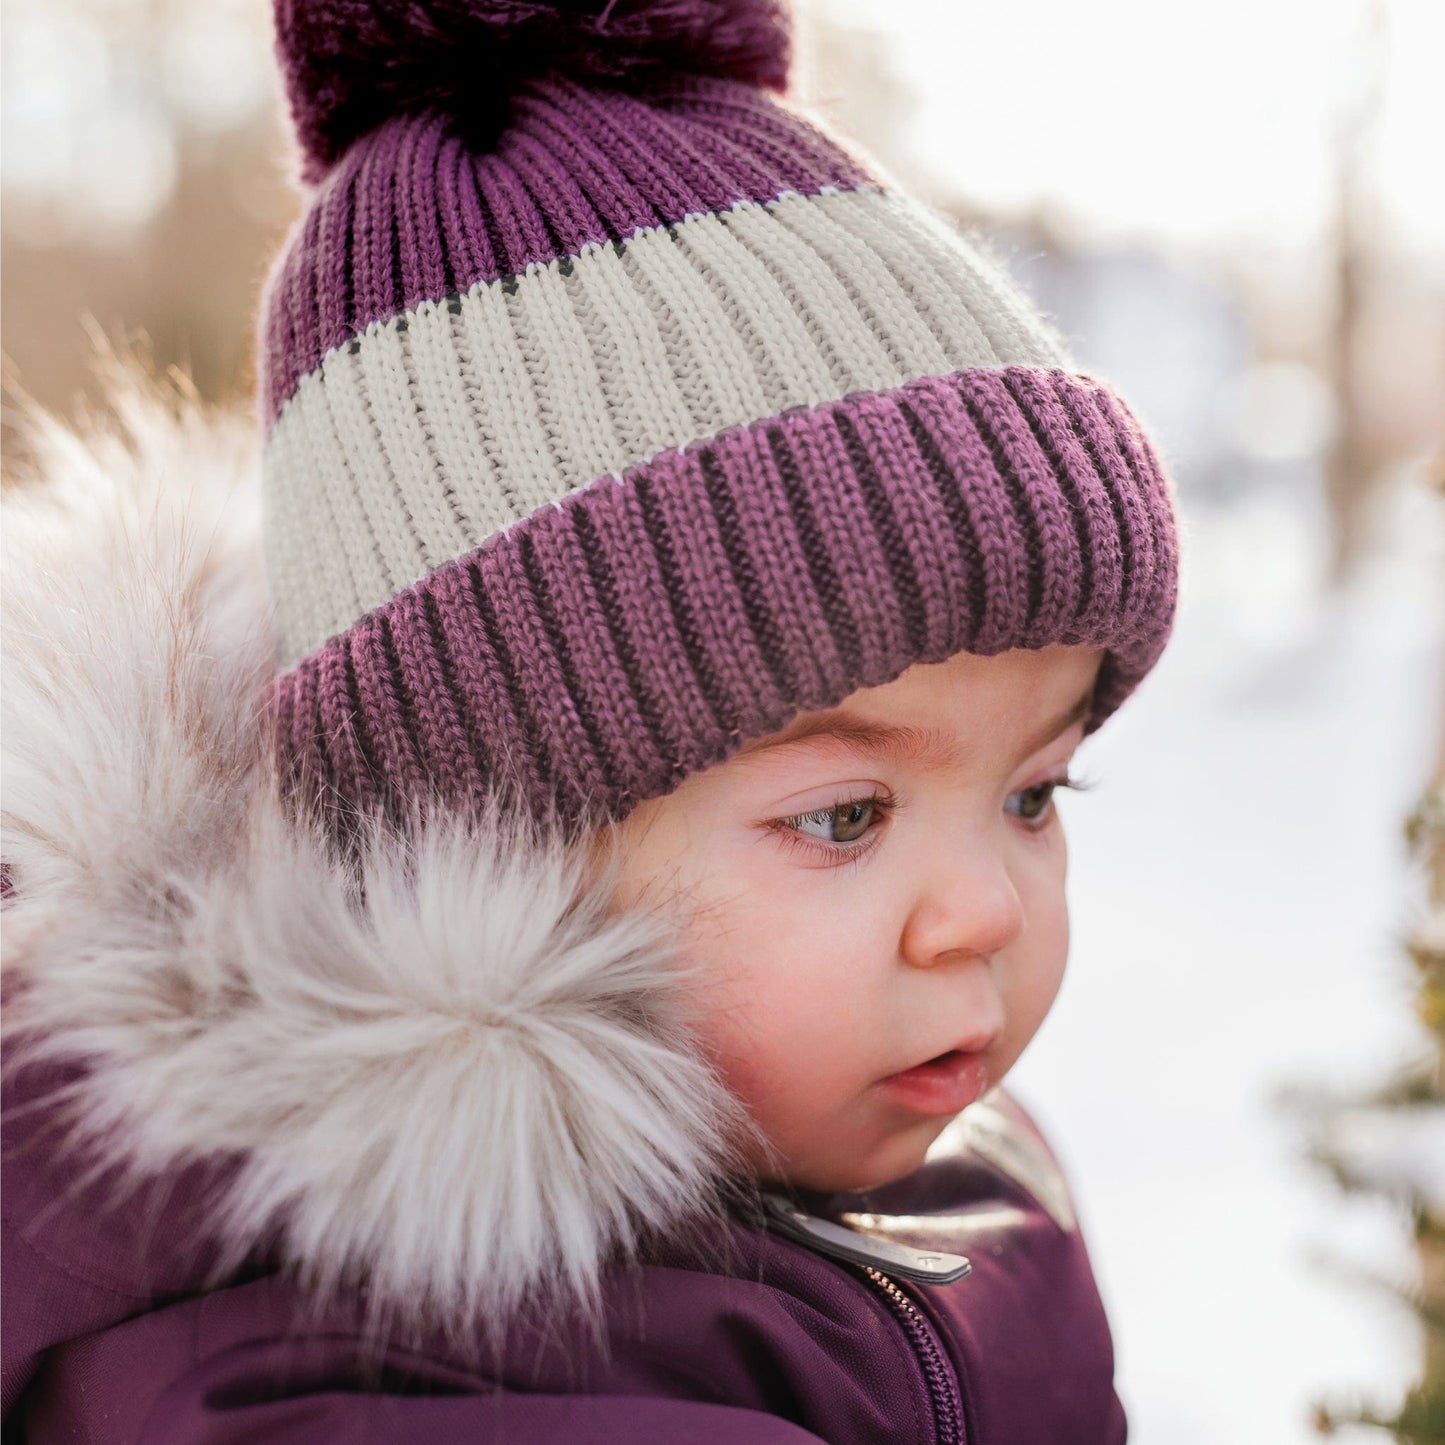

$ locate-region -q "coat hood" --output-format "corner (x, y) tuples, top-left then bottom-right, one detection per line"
(0, 360), (747, 1342)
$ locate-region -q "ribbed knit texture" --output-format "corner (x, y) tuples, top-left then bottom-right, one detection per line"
(259, 75), (872, 428)
(271, 366), (1178, 830)
(261, 179), (1073, 665)
(257, 56), (1181, 835)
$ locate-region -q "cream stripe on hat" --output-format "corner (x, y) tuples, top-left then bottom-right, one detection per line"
(264, 183), (1073, 666)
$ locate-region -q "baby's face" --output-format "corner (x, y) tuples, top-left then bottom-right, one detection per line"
(607, 643), (1105, 1194)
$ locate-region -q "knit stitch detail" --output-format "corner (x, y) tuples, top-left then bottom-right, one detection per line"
(257, 73), (875, 427)
(263, 183), (1073, 664)
(269, 366), (1179, 833)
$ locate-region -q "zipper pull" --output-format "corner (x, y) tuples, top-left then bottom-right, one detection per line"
(760, 1192), (971, 1285)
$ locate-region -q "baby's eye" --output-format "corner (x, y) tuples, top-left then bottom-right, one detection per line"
(763, 791), (899, 868)
(1006, 771), (1098, 830)
(1010, 781), (1059, 825)
(766, 772), (1097, 863)
(789, 797), (884, 844)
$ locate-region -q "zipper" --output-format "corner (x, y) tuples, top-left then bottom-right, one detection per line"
(759, 1193), (966, 1444)
(856, 1264), (965, 1445)
(759, 1193), (970, 1285)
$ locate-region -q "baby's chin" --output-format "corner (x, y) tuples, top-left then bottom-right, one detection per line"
(752, 1119), (946, 1198)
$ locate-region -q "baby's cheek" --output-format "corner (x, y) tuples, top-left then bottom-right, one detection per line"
(678, 884), (897, 1174)
(702, 979), (836, 1103)
(715, 1005), (886, 1184)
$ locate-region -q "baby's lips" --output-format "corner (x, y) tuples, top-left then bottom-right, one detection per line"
(879, 1050), (991, 1117)
(892, 1021), (1003, 1077)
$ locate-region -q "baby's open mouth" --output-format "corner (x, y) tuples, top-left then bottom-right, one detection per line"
(919, 1049), (966, 1069)
(880, 1050), (989, 1116)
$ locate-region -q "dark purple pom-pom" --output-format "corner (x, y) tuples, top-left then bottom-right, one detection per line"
(275, 0), (794, 180)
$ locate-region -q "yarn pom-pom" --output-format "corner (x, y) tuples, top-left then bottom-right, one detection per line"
(275, 0), (794, 180)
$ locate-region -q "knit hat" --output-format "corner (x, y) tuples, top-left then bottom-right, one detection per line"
(258, 0), (1181, 836)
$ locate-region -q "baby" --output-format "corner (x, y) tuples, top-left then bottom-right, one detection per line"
(1, 1), (1180, 1441)
(607, 642), (1105, 1196)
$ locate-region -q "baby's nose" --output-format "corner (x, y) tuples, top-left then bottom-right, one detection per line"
(898, 860), (1026, 968)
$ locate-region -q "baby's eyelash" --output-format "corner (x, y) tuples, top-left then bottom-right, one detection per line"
(766, 768), (1104, 865)
(1011, 769), (1101, 831)
(766, 791), (898, 866)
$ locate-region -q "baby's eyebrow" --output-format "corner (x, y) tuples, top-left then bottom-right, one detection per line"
(735, 683), (1096, 771)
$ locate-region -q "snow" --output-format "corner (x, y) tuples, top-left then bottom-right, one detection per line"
(1316, 1105), (1445, 1211)
(1007, 462), (1445, 1444)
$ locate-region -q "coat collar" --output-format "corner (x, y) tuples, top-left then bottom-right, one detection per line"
(0, 362), (745, 1342)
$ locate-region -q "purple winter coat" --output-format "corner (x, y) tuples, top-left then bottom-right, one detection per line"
(1, 377), (1125, 1443)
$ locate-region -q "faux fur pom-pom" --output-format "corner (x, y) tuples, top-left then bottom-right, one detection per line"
(274, 0), (794, 179)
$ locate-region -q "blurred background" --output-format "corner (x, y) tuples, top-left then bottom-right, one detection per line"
(3, 0), (1443, 1438)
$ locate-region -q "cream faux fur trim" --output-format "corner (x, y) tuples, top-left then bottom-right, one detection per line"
(0, 361), (745, 1341)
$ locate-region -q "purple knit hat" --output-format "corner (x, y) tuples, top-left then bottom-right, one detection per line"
(258, 0), (1181, 835)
